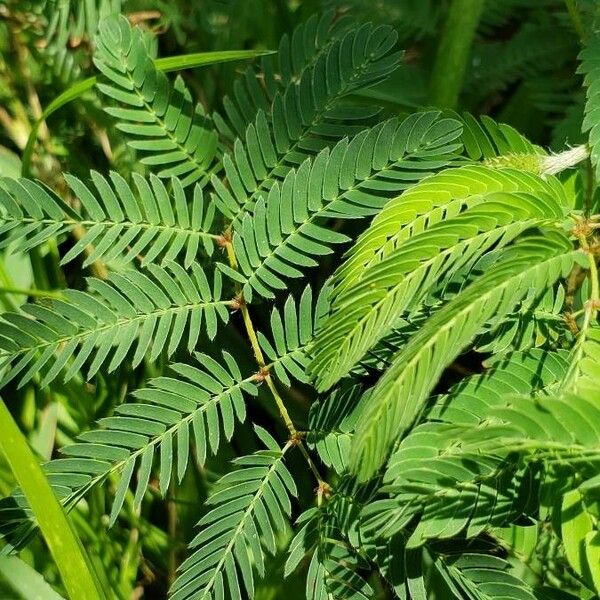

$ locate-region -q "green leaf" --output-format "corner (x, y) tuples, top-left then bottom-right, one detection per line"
(585, 532), (600, 594)
(230, 113), (463, 301)
(561, 489), (595, 583)
(213, 20), (402, 228)
(351, 233), (581, 480)
(22, 29), (271, 177)
(170, 438), (297, 600)
(311, 165), (569, 389)
(578, 30), (600, 178)
(0, 263), (229, 388)
(0, 173), (218, 267)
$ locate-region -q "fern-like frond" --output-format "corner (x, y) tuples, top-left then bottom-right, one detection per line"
(429, 348), (570, 424)
(456, 113), (542, 161)
(580, 31), (600, 179)
(286, 506), (374, 600)
(360, 349), (569, 542)
(311, 167), (569, 388)
(307, 384), (369, 474)
(434, 552), (538, 600)
(0, 262), (229, 388)
(0, 320), (325, 547)
(214, 10), (352, 141)
(212, 22), (401, 227)
(257, 284), (330, 386)
(170, 429), (297, 600)
(350, 233), (583, 480)
(0, 352), (258, 546)
(0, 173), (217, 267)
(332, 165), (564, 295)
(222, 113), (463, 301)
(43, 0), (121, 49)
(475, 284), (568, 354)
(455, 392), (600, 468)
(94, 16), (219, 187)
(561, 323), (600, 398)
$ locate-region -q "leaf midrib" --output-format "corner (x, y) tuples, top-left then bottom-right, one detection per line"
(0, 298), (232, 361)
(4, 214), (220, 241)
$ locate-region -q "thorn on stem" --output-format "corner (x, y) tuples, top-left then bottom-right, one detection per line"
(229, 293), (246, 312)
(315, 481), (332, 502)
(289, 431), (305, 446)
(254, 366), (270, 383)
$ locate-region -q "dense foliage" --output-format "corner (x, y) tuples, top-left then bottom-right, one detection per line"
(0, 1), (599, 599)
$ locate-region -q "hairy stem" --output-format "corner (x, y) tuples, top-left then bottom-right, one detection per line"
(579, 233), (599, 325)
(224, 242), (297, 435)
(429, 0), (485, 109)
(223, 242), (326, 484)
(541, 145), (589, 175)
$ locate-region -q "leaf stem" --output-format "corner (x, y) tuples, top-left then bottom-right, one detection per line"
(578, 233), (599, 320)
(224, 242), (297, 434)
(562, 234), (599, 389)
(223, 242), (327, 484)
(429, 0), (485, 109)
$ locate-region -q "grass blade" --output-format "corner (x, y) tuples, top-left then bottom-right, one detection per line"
(0, 399), (104, 600)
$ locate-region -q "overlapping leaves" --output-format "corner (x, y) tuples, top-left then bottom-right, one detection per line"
(0, 352), (258, 546)
(170, 429), (297, 600)
(223, 112), (463, 300)
(360, 349), (570, 544)
(94, 15), (220, 187)
(349, 233), (584, 480)
(212, 20), (401, 228)
(311, 166), (570, 389)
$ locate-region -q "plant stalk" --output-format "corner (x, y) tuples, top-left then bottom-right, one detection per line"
(224, 242), (297, 436)
(223, 242), (326, 485)
(429, 0), (485, 109)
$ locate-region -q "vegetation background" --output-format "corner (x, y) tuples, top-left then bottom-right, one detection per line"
(0, 1), (599, 599)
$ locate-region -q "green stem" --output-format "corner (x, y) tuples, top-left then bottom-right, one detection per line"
(224, 242), (297, 436)
(562, 235), (599, 389)
(429, 0), (485, 109)
(0, 399), (104, 600)
(223, 242), (326, 484)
